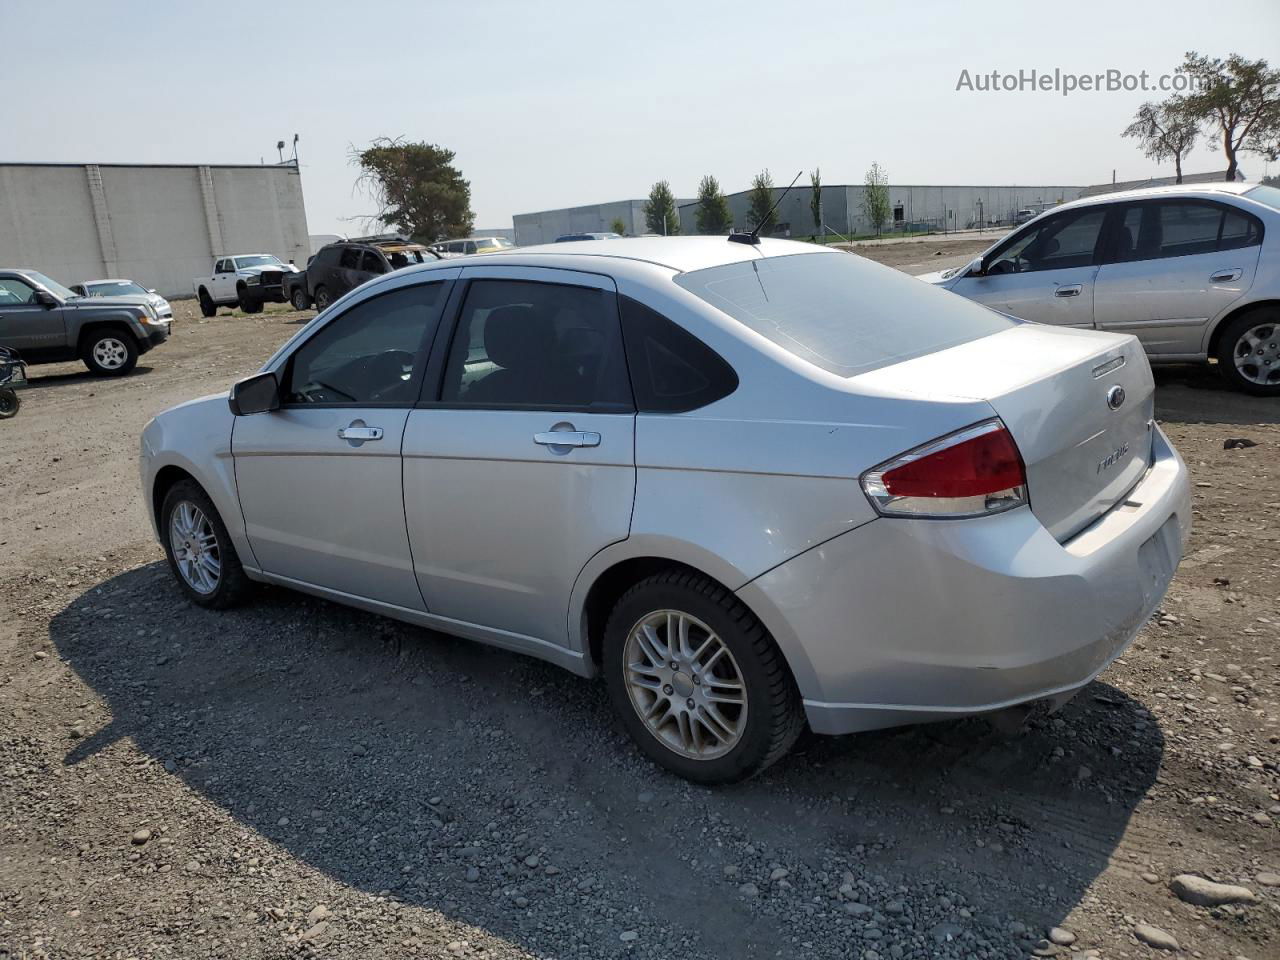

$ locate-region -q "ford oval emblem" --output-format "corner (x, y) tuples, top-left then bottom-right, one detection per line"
(1106, 385), (1126, 410)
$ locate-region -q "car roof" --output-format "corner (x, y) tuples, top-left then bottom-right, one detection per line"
(487, 236), (831, 272)
(1065, 181), (1258, 210)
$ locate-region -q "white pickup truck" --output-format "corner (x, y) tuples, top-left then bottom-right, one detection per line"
(192, 255), (300, 317)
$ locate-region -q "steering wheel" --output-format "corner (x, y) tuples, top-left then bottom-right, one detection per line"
(365, 349), (417, 402)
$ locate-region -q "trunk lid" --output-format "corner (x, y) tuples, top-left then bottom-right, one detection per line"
(852, 324), (1154, 542)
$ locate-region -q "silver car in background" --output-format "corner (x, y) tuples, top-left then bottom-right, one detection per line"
(71, 278), (173, 320)
(919, 182), (1280, 395)
(140, 237), (1190, 783)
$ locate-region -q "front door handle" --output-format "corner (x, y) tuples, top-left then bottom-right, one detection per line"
(337, 425), (383, 441)
(534, 430), (600, 448)
(1055, 284), (1083, 298)
(1210, 268), (1242, 282)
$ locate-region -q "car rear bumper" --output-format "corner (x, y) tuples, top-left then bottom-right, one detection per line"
(738, 424), (1191, 736)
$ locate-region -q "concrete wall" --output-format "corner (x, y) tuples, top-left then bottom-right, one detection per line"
(0, 163), (309, 297)
(675, 183), (1084, 238)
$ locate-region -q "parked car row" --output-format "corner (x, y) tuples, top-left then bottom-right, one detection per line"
(0, 268), (171, 376)
(919, 181), (1280, 395)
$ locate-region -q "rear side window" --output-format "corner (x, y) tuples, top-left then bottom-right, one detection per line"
(283, 282), (445, 405)
(619, 297), (737, 412)
(1112, 200), (1263, 262)
(676, 252), (1016, 379)
(439, 279), (631, 410)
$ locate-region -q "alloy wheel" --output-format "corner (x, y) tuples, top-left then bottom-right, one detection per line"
(169, 500), (221, 594)
(622, 609), (748, 760)
(92, 337), (129, 370)
(1233, 322), (1280, 386)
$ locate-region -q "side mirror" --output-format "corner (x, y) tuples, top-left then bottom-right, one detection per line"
(34, 289), (58, 308)
(147, 288), (158, 294)
(228, 371), (280, 416)
(969, 257), (987, 278)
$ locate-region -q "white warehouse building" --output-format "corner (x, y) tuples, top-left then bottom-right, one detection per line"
(0, 162), (310, 298)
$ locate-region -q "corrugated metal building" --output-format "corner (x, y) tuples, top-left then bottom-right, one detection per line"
(0, 162), (310, 297)
(513, 197), (692, 246)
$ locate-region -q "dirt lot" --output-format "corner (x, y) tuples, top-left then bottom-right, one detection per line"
(2, 247), (1278, 959)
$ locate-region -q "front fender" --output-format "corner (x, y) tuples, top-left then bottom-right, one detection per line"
(140, 394), (256, 570)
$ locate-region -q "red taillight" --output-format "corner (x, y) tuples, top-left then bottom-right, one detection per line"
(861, 420), (1028, 518)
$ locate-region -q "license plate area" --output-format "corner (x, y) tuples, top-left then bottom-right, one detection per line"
(1137, 514), (1180, 612)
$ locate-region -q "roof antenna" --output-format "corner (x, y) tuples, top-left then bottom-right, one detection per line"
(729, 170), (803, 245)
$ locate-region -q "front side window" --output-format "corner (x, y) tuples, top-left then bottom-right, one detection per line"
(1110, 200), (1263, 262)
(339, 248), (362, 270)
(464, 241), (478, 254)
(439, 279), (631, 410)
(988, 207), (1108, 274)
(360, 251), (387, 274)
(0, 277), (37, 304)
(283, 282), (445, 405)
(676, 252), (1016, 379)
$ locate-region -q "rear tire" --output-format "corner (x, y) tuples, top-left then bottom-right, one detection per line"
(313, 285), (332, 311)
(198, 289), (217, 318)
(81, 328), (138, 376)
(160, 479), (252, 609)
(1216, 308), (1280, 396)
(602, 570), (804, 784)
(239, 296), (264, 314)
(0, 387), (18, 419)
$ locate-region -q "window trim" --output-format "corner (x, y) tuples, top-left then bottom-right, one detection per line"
(618, 294), (739, 414)
(273, 278), (455, 410)
(1099, 197), (1265, 265)
(416, 267), (634, 414)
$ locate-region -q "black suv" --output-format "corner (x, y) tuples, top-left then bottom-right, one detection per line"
(284, 236), (438, 311)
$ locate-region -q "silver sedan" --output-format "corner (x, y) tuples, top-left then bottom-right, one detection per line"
(140, 237), (1191, 783)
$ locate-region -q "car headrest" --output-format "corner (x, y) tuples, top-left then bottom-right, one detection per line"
(483, 305), (555, 370)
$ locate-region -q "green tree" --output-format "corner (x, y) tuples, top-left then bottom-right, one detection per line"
(1123, 101), (1199, 183)
(693, 175), (732, 235)
(352, 136), (474, 241)
(644, 180), (680, 235)
(747, 169), (777, 234)
(610, 216), (627, 236)
(862, 162), (891, 236)
(809, 168), (822, 238)
(1174, 52), (1280, 180)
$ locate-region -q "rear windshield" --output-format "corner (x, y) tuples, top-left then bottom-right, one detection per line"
(675, 251), (1017, 378)
(1244, 184), (1280, 212)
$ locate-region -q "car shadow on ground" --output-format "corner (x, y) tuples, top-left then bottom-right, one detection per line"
(51, 562), (1164, 957)
(18, 365), (156, 390)
(1153, 364), (1276, 425)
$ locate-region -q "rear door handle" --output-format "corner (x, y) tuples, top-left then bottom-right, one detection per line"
(533, 431), (600, 448)
(337, 425), (383, 441)
(1210, 268), (1242, 282)
(1055, 284), (1083, 298)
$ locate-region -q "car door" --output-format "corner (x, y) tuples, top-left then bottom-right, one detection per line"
(951, 206), (1111, 327)
(333, 246), (365, 297)
(213, 259), (238, 301)
(232, 274), (456, 609)
(402, 266), (636, 648)
(0, 276), (64, 353)
(358, 250), (388, 288)
(1093, 199), (1264, 357)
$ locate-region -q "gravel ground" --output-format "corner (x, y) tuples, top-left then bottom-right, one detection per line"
(2, 247), (1277, 959)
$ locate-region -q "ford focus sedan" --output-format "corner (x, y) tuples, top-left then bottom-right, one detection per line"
(139, 237), (1190, 783)
(918, 182), (1280, 396)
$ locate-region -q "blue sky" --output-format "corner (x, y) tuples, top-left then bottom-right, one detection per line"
(6, 0), (1278, 235)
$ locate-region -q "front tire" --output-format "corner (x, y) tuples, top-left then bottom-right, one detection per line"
(313, 285), (332, 311)
(160, 479), (252, 609)
(1216, 308), (1280, 396)
(81, 329), (138, 376)
(290, 287), (310, 311)
(602, 570), (804, 784)
(198, 289), (217, 318)
(0, 386), (18, 419)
